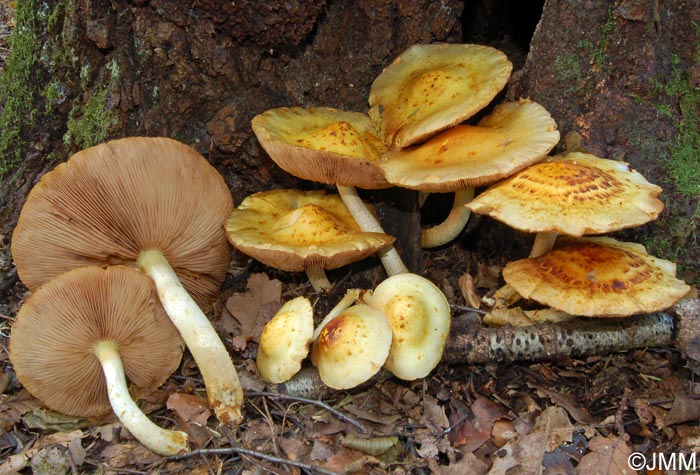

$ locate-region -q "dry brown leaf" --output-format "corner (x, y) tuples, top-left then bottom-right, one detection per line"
(278, 435), (308, 461)
(476, 264), (502, 290)
(574, 434), (637, 475)
(530, 383), (596, 425)
(664, 395), (700, 426)
(483, 307), (534, 327)
(222, 273), (282, 350)
(487, 407), (574, 475)
(166, 392), (212, 448)
(0, 429), (84, 474)
(458, 272), (482, 308)
(441, 452), (489, 475)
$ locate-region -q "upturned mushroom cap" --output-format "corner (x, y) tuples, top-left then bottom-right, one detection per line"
(11, 137), (233, 308)
(251, 107), (390, 189)
(257, 296), (314, 384)
(368, 43), (513, 149)
(370, 273), (451, 380)
(9, 266), (184, 417)
(503, 237), (691, 317)
(311, 303), (392, 389)
(466, 152), (665, 235)
(225, 189), (395, 271)
(379, 99), (560, 192)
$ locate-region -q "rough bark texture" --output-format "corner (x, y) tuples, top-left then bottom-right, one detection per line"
(1, 0), (698, 306)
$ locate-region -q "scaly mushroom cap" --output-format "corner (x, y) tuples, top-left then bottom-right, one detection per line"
(11, 137), (233, 308)
(368, 43), (513, 149)
(9, 266), (184, 417)
(379, 99), (559, 192)
(503, 237), (691, 317)
(467, 152), (664, 235)
(311, 303), (392, 389)
(257, 296), (314, 384)
(370, 273), (451, 380)
(251, 107), (390, 189)
(225, 189), (395, 271)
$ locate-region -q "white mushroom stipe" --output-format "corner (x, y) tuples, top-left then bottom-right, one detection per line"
(422, 187), (475, 248)
(337, 185), (408, 276)
(94, 341), (189, 455)
(137, 249), (243, 425)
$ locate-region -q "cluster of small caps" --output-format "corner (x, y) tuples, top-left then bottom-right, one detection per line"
(257, 273), (451, 390)
(9, 137), (243, 455)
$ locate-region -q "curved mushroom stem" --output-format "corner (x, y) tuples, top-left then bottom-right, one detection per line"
(93, 341), (189, 455)
(421, 188), (475, 248)
(312, 288), (372, 340)
(529, 231), (559, 258)
(336, 185), (409, 276)
(137, 249), (243, 426)
(305, 266), (333, 293)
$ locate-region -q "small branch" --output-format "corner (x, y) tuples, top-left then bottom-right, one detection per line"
(246, 390), (368, 433)
(444, 312), (676, 364)
(168, 446), (341, 475)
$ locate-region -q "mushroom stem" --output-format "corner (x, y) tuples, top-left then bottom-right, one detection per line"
(137, 249), (243, 426)
(312, 288), (369, 340)
(336, 185), (408, 276)
(93, 341), (189, 455)
(530, 231), (559, 257)
(421, 188), (475, 248)
(305, 266), (333, 293)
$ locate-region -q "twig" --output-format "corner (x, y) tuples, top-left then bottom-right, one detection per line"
(167, 446), (341, 475)
(436, 411), (471, 438)
(449, 303), (487, 315)
(444, 312), (676, 364)
(246, 390), (368, 433)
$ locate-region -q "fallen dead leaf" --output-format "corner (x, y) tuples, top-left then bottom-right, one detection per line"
(0, 429), (84, 474)
(574, 434), (636, 475)
(664, 395), (700, 426)
(221, 273), (282, 351)
(458, 272), (482, 309)
(167, 392), (213, 448)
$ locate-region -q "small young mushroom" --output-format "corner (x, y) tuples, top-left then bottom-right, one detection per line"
(368, 43), (513, 150)
(502, 237), (691, 317)
(251, 106), (408, 276)
(11, 137), (243, 425)
(256, 296), (314, 384)
(9, 266), (188, 455)
(311, 303), (392, 389)
(368, 273), (451, 380)
(466, 152), (665, 257)
(380, 99), (559, 247)
(225, 189), (396, 291)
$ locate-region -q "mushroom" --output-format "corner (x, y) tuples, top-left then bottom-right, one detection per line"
(368, 43), (513, 150)
(466, 152), (665, 258)
(368, 273), (451, 380)
(380, 99), (560, 247)
(9, 266), (188, 455)
(225, 189), (396, 291)
(502, 237), (691, 317)
(251, 106), (408, 276)
(10, 137), (243, 425)
(310, 303), (392, 389)
(256, 296), (314, 384)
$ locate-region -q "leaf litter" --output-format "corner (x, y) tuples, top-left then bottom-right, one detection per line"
(1, 268), (699, 474)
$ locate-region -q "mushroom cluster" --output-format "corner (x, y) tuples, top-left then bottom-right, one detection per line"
(255, 273), (451, 389)
(467, 151), (690, 318)
(10, 137), (244, 453)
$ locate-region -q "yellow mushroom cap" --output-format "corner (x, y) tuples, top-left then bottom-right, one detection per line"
(311, 304), (392, 389)
(379, 99), (559, 192)
(251, 107), (390, 188)
(225, 189), (395, 271)
(467, 152), (665, 235)
(370, 273), (451, 380)
(368, 43), (513, 150)
(503, 237), (691, 317)
(9, 266), (184, 417)
(256, 296), (314, 384)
